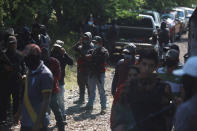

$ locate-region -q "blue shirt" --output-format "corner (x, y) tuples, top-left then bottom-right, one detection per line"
(21, 61), (53, 127)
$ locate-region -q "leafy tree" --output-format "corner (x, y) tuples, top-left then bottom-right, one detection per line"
(0, 0), (196, 42)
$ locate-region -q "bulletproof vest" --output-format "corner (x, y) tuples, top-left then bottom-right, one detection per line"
(77, 43), (94, 72)
(90, 47), (108, 73)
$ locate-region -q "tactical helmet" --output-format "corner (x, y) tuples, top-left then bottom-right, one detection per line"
(161, 21), (167, 29)
(166, 49), (179, 60)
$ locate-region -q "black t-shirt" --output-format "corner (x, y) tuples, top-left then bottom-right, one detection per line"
(158, 28), (170, 45)
(51, 52), (73, 85)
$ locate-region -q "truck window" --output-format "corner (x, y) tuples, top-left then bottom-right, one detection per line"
(117, 17), (153, 28)
(177, 11), (184, 17)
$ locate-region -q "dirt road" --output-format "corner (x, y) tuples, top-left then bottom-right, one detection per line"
(175, 33), (188, 64)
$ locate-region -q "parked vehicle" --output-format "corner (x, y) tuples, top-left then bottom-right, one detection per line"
(178, 7), (195, 27)
(141, 10), (161, 29)
(161, 12), (182, 42)
(106, 14), (157, 63)
(172, 8), (187, 33)
(188, 7), (197, 57)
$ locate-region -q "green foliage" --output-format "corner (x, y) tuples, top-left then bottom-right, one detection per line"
(0, 0), (196, 47)
(144, 0), (197, 12)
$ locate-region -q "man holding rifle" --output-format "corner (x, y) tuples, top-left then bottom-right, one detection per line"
(84, 36), (109, 114)
(73, 32), (94, 104)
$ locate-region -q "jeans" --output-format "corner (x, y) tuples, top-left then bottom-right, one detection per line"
(58, 84), (66, 115)
(87, 73), (106, 109)
(50, 93), (64, 129)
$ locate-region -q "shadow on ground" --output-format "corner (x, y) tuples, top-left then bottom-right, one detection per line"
(73, 109), (101, 121)
(66, 104), (87, 115)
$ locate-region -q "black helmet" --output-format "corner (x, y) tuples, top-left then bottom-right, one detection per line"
(166, 49), (179, 60)
(161, 21), (167, 29)
(170, 44), (180, 53)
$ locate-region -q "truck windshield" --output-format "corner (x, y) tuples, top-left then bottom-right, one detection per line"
(188, 10), (194, 16)
(117, 17), (153, 28)
(177, 11), (184, 18)
(161, 14), (174, 20)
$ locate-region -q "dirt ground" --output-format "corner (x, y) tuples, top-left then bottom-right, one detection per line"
(175, 33), (188, 64)
(8, 33), (188, 131)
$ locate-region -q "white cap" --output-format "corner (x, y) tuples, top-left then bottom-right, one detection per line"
(53, 40), (64, 48)
(6, 28), (14, 35)
(53, 43), (62, 48)
(173, 56), (197, 77)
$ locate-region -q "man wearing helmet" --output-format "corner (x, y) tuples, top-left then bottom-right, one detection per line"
(158, 21), (170, 60)
(158, 21), (170, 45)
(157, 49), (184, 130)
(111, 44), (136, 97)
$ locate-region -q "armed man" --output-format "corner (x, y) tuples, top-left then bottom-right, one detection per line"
(73, 32), (94, 104)
(84, 36), (109, 114)
(158, 21), (170, 60)
(0, 35), (26, 125)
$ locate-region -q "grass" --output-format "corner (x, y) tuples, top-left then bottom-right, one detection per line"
(64, 64), (78, 90)
(63, 63), (114, 91)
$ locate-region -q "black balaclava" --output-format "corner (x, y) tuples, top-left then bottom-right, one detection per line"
(23, 44), (41, 71)
(25, 54), (40, 70)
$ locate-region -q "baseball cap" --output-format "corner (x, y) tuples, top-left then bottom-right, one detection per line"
(122, 49), (130, 54)
(53, 40), (64, 48)
(8, 36), (17, 44)
(92, 36), (102, 43)
(124, 43), (136, 55)
(6, 28), (14, 36)
(173, 56), (197, 77)
(84, 32), (92, 38)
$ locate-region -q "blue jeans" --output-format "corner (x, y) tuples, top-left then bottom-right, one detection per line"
(58, 84), (66, 115)
(50, 93), (64, 128)
(87, 73), (106, 109)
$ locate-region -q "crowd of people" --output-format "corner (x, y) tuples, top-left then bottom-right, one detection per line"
(0, 23), (75, 131)
(110, 36), (197, 130)
(0, 19), (197, 131)
(0, 22), (110, 131)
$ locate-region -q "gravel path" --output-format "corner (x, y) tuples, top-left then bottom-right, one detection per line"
(49, 68), (114, 131)
(175, 33), (188, 64)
